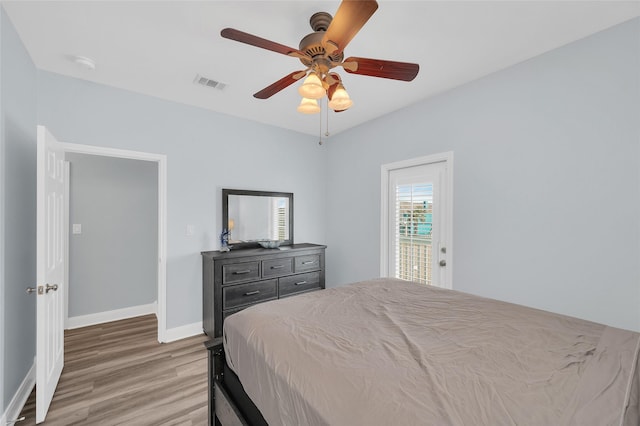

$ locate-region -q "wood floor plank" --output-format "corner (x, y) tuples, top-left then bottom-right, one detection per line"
(18, 315), (209, 426)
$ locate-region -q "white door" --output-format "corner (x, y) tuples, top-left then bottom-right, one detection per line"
(36, 125), (65, 423)
(382, 155), (452, 288)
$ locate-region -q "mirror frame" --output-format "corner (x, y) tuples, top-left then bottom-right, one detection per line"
(222, 188), (294, 249)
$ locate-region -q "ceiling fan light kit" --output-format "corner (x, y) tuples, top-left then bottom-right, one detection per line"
(221, 0), (418, 117)
(328, 84), (353, 111)
(297, 98), (321, 114)
(298, 73), (325, 99)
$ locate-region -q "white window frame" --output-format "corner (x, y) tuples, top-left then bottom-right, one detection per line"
(380, 152), (454, 289)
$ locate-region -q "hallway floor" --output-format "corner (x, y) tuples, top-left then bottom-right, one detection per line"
(18, 315), (209, 425)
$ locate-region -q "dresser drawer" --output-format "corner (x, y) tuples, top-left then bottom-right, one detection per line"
(279, 272), (321, 297)
(223, 279), (277, 310)
(203, 244), (326, 338)
(222, 261), (260, 284)
(262, 257), (294, 278)
(295, 254), (321, 273)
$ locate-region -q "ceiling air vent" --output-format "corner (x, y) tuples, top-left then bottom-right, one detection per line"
(194, 74), (227, 91)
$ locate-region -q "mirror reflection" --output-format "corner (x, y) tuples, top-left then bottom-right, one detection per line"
(227, 194), (290, 244)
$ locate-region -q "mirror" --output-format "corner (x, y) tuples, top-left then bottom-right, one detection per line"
(222, 189), (294, 249)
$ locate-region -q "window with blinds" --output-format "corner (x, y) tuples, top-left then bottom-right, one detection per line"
(394, 183), (434, 285)
(277, 206), (287, 240)
(270, 198), (289, 240)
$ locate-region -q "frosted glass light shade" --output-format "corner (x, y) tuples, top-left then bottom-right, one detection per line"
(328, 85), (353, 110)
(297, 98), (321, 114)
(298, 73), (325, 99)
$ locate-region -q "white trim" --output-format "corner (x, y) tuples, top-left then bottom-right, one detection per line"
(0, 144), (4, 424)
(380, 167), (390, 278)
(59, 142), (168, 342)
(61, 143), (165, 163)
(66, 302), (157, 330)
(0, 357), (35, 426)
(380, 152), (454, 288)
(156, 157), (168, 342)
(163, 322), (204, 343)
(64, 162), (70, 331)
(0, 36), (5, 415)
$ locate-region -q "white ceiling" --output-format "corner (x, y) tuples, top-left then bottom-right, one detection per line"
(4, 1), (639, 137)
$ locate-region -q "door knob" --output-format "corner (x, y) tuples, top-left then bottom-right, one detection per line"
(439, 260), (446, 267)
(46, 283), (58, 293)
(26, 287), (36, 295)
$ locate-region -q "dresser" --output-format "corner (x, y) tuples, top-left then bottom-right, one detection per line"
(202, 243), (326, 337)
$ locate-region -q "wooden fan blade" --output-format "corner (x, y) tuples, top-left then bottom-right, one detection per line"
(221, 28), (308, 58)
(322, 0), (378, 55)
(326, 80), (339, 99)
(342, 57), (419, 81)
(253, 70), (307, 99)
(324, 72), (339, 87)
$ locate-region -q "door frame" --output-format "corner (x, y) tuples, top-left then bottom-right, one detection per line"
(60, 142), (168, 343)
(380, 151), (454, 288)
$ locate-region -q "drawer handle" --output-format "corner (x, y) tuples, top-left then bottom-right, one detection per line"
(270, 265), (285, 269)
(244, 290), (260, 296)
(294, 281), (307, 286)
(302, 260), (317, 265)
(233, 270), (252, 275)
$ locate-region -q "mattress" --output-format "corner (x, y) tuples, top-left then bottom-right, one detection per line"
(223, 278), (640, 426)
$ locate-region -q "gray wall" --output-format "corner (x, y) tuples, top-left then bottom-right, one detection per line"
(326, 18), (640, 332)
(67, 153), (158, 317)
(1, 5), (37, 414)
(37, 71), (327, 329)
(2, 8), (638, 416)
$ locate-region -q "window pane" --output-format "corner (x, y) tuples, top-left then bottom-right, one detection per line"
(394, 183), (433, 285)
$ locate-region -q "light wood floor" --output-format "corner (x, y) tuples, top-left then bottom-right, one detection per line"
(18, 315), (209, 425)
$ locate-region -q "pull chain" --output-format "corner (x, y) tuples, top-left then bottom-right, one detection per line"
(325, 105), (330, 138)
(318, 99), (330, 145)
(318, 97), (323, 146)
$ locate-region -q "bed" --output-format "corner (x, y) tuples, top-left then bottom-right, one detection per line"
(207, 278), (640, 425)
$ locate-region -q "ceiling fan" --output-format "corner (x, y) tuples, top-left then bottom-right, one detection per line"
(220, 0), (419, 113)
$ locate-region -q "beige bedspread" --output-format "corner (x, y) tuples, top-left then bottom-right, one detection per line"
(223, 278), (640, 426)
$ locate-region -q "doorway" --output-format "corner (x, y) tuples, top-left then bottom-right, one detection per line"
(381, 152), (453, 289)
(61, 143), (168, 342)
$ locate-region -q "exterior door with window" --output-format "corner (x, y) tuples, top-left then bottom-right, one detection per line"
(382, 155), (452, 288)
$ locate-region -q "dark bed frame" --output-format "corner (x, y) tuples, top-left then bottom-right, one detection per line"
(205, 338), (267, 426)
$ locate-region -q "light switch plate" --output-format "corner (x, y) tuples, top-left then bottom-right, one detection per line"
(186, 225), (194, 236)
(72, 224), (82, 234)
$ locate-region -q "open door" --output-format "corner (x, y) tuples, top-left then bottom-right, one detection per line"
(36, 125), (65, 423)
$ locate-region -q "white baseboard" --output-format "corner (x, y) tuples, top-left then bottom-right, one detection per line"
(66, 302), (157, 329)
(0, 357), (35, 426)
(163, 321), (203, 343)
